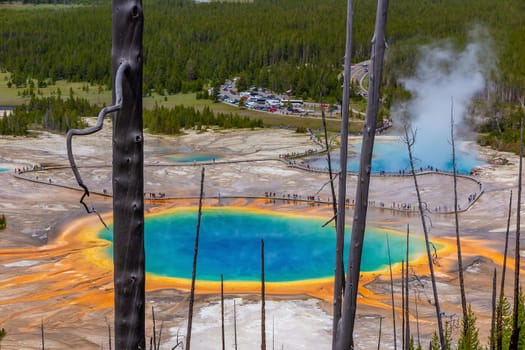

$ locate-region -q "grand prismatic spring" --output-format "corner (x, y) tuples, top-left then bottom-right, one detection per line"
(98, 207), (431, 283)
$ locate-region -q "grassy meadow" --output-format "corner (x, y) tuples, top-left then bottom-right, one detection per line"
(0, 72), (355, 132)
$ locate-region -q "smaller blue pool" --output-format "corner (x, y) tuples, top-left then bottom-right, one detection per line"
(166, 154), (221, 163)
(306, 140), (484, 175)
(0, 168), (9, 173)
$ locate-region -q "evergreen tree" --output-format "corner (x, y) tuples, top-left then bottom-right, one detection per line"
(495, 296), (513, 350)
(0, 327), (6, 345)
(429, 331), (440, 350)
(0, 214), (6, 230)
(457, 304), (481, 350)
(409, 336), (422, 350)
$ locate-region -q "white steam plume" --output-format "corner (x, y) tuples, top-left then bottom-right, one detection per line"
(394, 27), (493, 172)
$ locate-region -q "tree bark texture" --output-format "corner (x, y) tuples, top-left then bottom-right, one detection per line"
(186, 167), (205, 350)
(261, 239), (266, 350)
(221, 274), (225, 350)
(387, 234), (398, 350)
(332, 0), (353, 345)
(510, 119), (523, 350)
(334, 1), (389, 349)
(405, 126), (445, 349)
(497, 190), (512, 350)
(111, 0), (145, 347)
(405, 225), (410, 350)
(451, 105), (468, 333)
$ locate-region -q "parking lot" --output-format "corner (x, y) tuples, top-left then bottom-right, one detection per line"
(218, 61), (370, 118)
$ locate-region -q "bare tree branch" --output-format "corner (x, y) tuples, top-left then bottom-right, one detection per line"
(221, 274), (225, 350)
(491, 268), (497, 350)
(405, 225), (410, 349)
(510, 117), (523, 349)
(386, 233), (398, 350)
(451, 99), (468, 334)
(261, 239), (266, 350)
(186, 167), (206, 350)
(497, 190), (512, 350)
(403, 124), (445, 349)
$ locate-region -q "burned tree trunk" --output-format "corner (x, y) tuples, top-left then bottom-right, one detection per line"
(500, 190), (513, 300)
(107, 320), (112, 350)
(221, 274), (225, 350)
(497, 191), (512, 350)
(186, 168), (206, 350)
(404, 126), (445, 349)
(334, 1), (389, 348)
(377, 316), (383, 350)
(401, 260), (405, 350)
(41, 320), (44, 350)
(234, 299), (238, 350)
(451, 102), (468, 334)
(405, 225), (410, 350)
(491, 269), (497, 350)
(386, 234), (398, 350)
(261, 239), (267, 350)
(321, 104), (338, 221)
(332, 0), (353, 343)
(414, 289), (421, 349)
(111, 0), (145, 347)
(152, 306), (157, 350)
(510, 118), (523, 349)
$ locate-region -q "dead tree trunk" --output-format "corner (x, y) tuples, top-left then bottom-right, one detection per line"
(272, 318), (275, 350)
(386, 234), (398, 350)
(334, 1), (389, 348)
(221, 274), (225, 350)
(234, 299), (238, 350)
(320, 102), (340, 233)
(497, 190), (512, 350)
(152, 306), (157, 350)
(186, 167), (205, 350)
(41, 320), (44, 350)
(401, 260), (405, 350)
(451, 102), (468, 333)
(157, 323), (163, 350)
(405, 225), (410, 350)
(321, 105), (338, 221)
(318, 99), (339, 230)
(261, 239), (267, 350)
(111, 0), (145, 346)
(491, 268), (497, 350)
(107, 320), (112, 350)
(377, 316), (383, 350)
(501, 190), (513, 299)
(404, 126), (445, 349)
(332, 0), (354, 344)
(510, 118), (523, 350)
(414, 289), (421, 349)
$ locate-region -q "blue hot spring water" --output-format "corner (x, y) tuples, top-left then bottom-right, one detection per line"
(166, 154), (221, 163)
(99, 208), (428, 282)
(0, 168), (9, 173)
(306, 140), (484, 174)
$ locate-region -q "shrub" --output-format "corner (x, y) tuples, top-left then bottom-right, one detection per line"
(0, 214), (6, 230)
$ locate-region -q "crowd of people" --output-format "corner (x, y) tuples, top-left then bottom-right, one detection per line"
(145, 192), (166, 199)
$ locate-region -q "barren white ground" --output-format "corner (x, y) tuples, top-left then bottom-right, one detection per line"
(0, 121), (522, 349)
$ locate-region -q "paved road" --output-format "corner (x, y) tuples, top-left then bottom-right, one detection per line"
(350, 60), (370, 96)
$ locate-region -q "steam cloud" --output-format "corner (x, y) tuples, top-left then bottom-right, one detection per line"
(394, 28), (493, 172)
